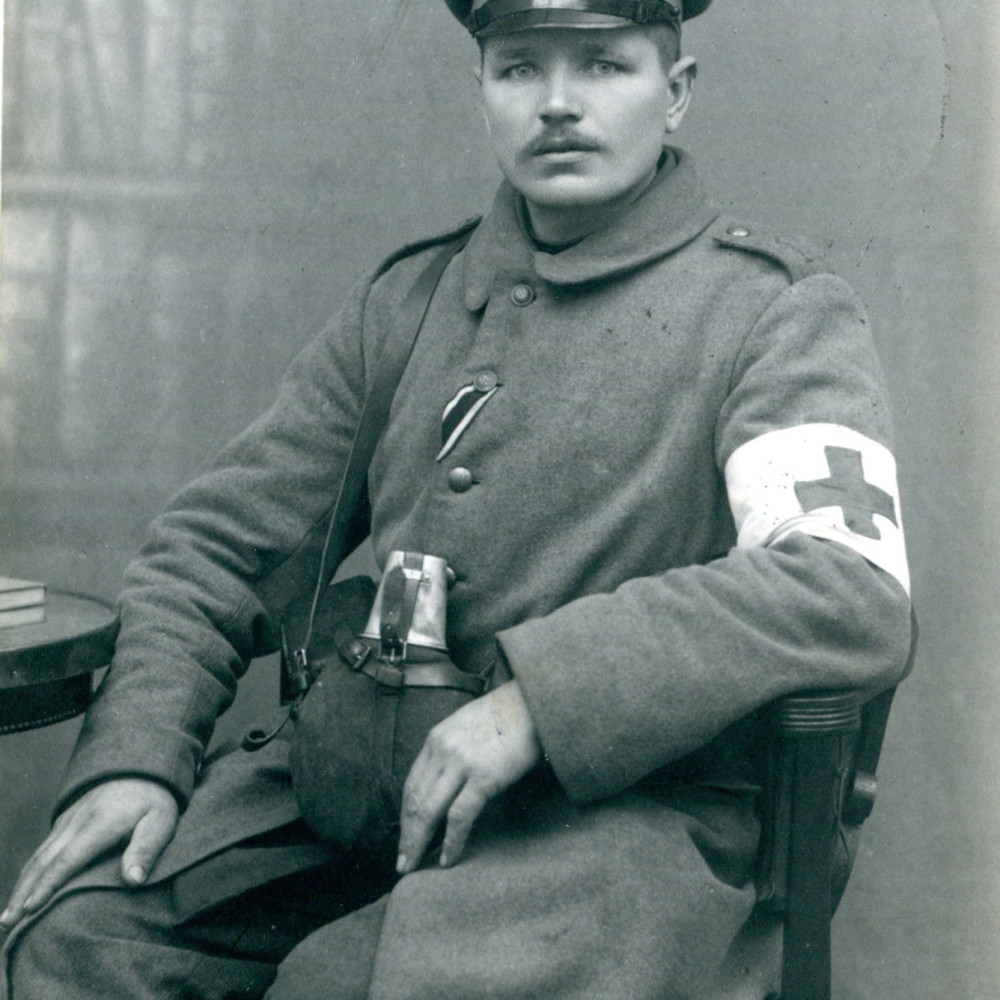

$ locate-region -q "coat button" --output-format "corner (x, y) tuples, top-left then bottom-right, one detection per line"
(473, 370), (498, 392)
(510, 283), (535, 306)
(448, 467), (475, 493)
(726, 225), (751, 238)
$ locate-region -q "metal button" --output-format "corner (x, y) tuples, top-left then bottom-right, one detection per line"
(473, 370), (498, 392)
(726, 225), (751, 238)
(445, 566), (457, 588)
(448, 467), (475, 493)
(510, 283), (535, 307)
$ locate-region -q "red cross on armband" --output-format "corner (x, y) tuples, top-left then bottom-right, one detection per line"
(794, 446), (898, 540)
(724, 424), (910, 595)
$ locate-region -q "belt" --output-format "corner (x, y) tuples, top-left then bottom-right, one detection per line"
(356, 650), (487, 697)
(327, 626), (488, 697)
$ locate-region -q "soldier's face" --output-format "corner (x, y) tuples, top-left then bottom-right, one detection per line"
(478, 27), (694, 236)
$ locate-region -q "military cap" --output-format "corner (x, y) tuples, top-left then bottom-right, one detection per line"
(447, 0), (711, 37)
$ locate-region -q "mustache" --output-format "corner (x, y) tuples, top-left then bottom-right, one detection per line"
(523, 130), (603, 158)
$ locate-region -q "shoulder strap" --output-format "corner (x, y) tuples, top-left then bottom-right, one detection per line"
(301, 227), (474, 652)
(711, 217), (829, 283)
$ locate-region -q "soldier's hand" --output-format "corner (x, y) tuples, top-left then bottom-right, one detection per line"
(396, 679), (542, 875)
(0, 777), (178, 931)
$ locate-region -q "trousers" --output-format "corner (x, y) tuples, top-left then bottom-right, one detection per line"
(5, 850), (396, 1000)
(5, 777), (781, 1000)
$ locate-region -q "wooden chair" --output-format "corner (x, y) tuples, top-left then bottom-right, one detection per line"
(758, 613), (918, 1000)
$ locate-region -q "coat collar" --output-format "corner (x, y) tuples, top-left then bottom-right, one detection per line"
(462, 147), (718, 311)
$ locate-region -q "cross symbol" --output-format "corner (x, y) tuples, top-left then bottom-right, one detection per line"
(794, 446), (897, 540)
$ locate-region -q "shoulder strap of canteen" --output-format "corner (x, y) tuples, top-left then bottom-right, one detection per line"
(245, 227), (475, 749)
(301, 230), (475, 672)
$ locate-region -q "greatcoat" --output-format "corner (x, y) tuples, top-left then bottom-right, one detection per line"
(3, 149), (913, 1000)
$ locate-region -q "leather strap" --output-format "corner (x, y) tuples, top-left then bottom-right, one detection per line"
(358, 657), (487, 697)
(247, 229), (475, 752)
(378, 554), (425, 659)
(374, 685), (402, 835)
(322, 630), (488, 697)
(301, 228), (475, 654)
(315, 618), (490, 697)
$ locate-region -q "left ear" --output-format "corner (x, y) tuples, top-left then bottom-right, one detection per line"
(663, 55), (697, 134)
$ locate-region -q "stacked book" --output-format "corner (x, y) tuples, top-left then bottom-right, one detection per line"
(0, 575), (47, 629)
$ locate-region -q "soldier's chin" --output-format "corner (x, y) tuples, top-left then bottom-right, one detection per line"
(516, 175), (623, 211)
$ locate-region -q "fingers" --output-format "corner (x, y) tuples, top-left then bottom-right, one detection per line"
(0, 806), (112, 930)
(395, 683), (543, 877)
(397, 761), (489, 874)
(438, 784), (488, 869)
(0, 779), (178, 932)
(121, 797), (179, 886)
(396, 752), (465, 876)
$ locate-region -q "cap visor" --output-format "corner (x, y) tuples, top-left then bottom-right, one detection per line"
(476, 10), (635, 35)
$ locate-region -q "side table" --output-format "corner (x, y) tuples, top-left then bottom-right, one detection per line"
(0, 592), (119, 735)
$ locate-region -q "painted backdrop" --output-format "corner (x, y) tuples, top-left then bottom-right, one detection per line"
(1, 2), (998, 996)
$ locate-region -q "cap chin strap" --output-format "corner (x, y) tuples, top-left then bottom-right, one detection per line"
(467, 0), (681, 36)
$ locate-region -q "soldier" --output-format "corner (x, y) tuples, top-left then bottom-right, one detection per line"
(2, 2), (912, 998)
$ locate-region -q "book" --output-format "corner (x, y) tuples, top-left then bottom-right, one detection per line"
(0, 604), (46, 628)
(0, 575), (46, 611)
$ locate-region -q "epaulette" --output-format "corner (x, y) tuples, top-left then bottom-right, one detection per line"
(710, 216), (830, 283)
(372, 215), (482, 281)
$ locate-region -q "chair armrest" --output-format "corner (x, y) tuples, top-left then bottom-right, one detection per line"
(756, 689), (864, 915)
(757, 689), (865, 1000)
(758, 612), (917, 1000)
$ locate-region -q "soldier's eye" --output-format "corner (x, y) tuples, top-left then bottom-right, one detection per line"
(503, 63), (537, 80)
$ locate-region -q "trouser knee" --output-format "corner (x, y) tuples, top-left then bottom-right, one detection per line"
(10, 891), (129, 998)
(7, 885), (189, 1000)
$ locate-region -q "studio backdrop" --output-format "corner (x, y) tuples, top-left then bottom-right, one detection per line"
(1, 3), (998, 996)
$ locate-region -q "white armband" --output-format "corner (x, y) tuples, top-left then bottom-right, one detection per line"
(725, 423), (910, 595)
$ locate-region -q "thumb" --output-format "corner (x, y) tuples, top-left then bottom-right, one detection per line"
(121, 801), (178, 886)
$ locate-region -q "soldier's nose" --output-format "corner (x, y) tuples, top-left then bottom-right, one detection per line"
(539, 69), (583, 122)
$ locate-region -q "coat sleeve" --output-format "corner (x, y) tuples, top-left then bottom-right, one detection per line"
(499, 272), (913, 805)
(54, 275), (376, 814)
(52, 219), (477, 816)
